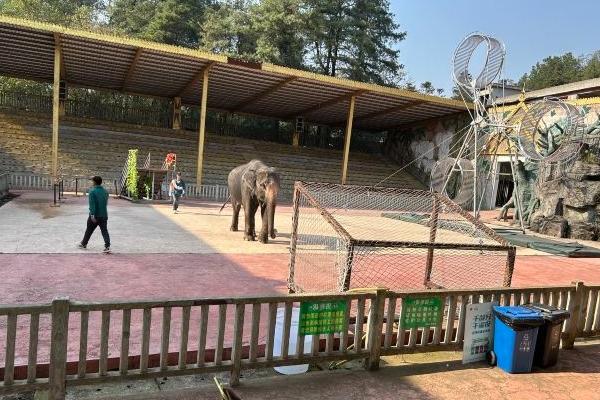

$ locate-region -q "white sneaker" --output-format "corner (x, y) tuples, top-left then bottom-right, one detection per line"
(103, 247), (111, 254)
(78, 243), (87, 249)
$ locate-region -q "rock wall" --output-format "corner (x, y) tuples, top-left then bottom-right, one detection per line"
(530, 161), (600, 241)
(526, 103), (600, 241)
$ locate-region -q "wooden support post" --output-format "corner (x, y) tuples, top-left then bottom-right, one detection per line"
(341, 95), (356, 185)
(58, 81), (67, 117)
(172, 97), (182, 130)
(504, 246), (516, 287)
(341, 241), (355, 292)
(424, 196), (440, 287)
(48, 297), (69, 400)
(230, 303), (245, 386)
(287, 184), (301, 293)
(51, 42), (62, 181)
(365, 289), (387, 370)
(563, 281), (584, 349)
(196, 67), (210, 186)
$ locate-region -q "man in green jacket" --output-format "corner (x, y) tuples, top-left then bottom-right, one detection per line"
(78, 176), (111, 253)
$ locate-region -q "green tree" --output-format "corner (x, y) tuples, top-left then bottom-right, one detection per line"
(582, 51), (600, 80)
(419, 81), (435, 95)
(200, 0), (258, 58)
(0, 0), (101, 27)
(341, 0), (405, 85)
(107, 0), (210, 47)
(251, 0), (305, 68)
(403, 80), (417, 91)
(304, 0), (404, 85)
(519, 53), (583, 91)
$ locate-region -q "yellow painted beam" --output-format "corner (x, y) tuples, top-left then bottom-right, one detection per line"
(341, 95), (356, 185)
(53, 33), (67, 80)
(231, 76), (297, 111)
(178, 62), (215, 98)
(196, 66), (211, 186)
(52, 41), (61, 180)
(290, 90), (365, 119)
(122, 48), (144, 91)
(332, 100), (426, 126)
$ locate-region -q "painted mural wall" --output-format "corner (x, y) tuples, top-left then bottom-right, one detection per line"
(384, 112), (471, 186)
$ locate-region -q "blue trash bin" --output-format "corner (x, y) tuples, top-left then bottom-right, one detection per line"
(492, 306), (544, 373)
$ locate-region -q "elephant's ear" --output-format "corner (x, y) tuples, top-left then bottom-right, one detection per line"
(242, 168), (256, 196)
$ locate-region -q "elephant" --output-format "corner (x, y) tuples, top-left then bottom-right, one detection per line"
(223, 160), (280, 243)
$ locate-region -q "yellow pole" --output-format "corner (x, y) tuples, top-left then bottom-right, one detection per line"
(51, 42), (61, 180)
(196, 67), (210, 186)
(341, 95), (356, 185)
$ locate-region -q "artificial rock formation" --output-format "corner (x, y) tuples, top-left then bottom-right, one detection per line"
(529, 160), (600, 240)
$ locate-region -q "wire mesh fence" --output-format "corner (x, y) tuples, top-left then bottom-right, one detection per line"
(288, 182), (515, 293)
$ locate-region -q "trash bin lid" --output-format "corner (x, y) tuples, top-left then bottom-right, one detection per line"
(523, 303), (570, 322)
(493, 306), (544, 328)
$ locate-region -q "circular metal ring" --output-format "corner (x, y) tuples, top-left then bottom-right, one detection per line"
(453, 33), (505, 90)
(517, 99), (584, 163)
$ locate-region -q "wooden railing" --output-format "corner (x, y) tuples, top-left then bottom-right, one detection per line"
(7, 173), (118, 195)
(6, 173), (231, 202)
(0, 283), (598, 399)
(186, 183), (229, 201)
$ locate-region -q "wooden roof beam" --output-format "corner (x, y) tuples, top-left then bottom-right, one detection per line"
(122, 48), (144, 91)
(332, 100), (426, 126)
(53, 33), (67, 80)
(177, 61), (216, 98)
(231, 76), (298, 112)
(287, 90), (366, 119)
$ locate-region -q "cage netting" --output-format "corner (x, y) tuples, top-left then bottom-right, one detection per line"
(288, 182), (515, 293)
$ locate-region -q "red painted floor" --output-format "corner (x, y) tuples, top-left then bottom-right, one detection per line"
(1, 251), (599, 370)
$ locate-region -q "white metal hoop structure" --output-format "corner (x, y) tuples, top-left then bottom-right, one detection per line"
(453, 33), (505, 91)
(517, 98), (584, 164)
(430, 158), (474, 207)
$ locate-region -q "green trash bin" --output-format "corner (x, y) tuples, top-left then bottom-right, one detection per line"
(523, 303), (570, 368)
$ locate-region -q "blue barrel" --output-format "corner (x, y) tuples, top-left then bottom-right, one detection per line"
(493, 306), (544, 373)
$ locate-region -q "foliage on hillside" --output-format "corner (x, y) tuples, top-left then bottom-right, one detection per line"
(519, 51), (600, 91)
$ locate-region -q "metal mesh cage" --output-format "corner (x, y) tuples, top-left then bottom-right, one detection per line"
(288, 182), (515, 293)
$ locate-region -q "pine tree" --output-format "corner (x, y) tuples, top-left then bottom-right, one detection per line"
(108, 0), (210, 47)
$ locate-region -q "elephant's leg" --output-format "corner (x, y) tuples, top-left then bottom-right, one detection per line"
(244, 200), (258, 241)
(230, 200), (241, 231)
(258, 203), (269, 243)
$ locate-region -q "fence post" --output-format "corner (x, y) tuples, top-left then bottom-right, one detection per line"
(230, 303), (245, 386)
(563, 281), (584, 349)
(424, 196), (440, 287)
(48, 297), (70, 400)
(365, 289), (387, 371)
(287, 185), (301, 293)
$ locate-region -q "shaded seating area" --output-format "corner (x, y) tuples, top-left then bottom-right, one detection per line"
(0, 113), (423, 198)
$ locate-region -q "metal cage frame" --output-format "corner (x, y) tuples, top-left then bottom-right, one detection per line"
(287, 181), (516, 293)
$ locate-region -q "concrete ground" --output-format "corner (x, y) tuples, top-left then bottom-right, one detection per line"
(1, 191), (600, 369)
(53, 339), (600, 400)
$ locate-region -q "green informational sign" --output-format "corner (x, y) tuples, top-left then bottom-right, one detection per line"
(401, 296), (442, 328)
(299, 300), (347, 335)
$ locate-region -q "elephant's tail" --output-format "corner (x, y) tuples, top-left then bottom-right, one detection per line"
(219, 196), (231, 213)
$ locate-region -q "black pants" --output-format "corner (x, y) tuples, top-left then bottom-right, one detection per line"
(81, 216), (110, 248)
(172, 194), (181, 210)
